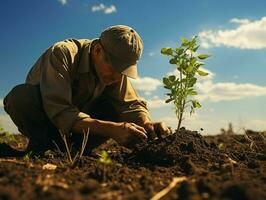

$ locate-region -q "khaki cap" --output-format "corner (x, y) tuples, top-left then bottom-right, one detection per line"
(99, 25), (143, 79)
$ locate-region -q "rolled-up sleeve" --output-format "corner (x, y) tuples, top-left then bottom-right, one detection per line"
(106, 76), (151, 124)
(40, 44), (89, 134)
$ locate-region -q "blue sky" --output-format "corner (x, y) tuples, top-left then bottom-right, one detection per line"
(1, 0), (266, 134)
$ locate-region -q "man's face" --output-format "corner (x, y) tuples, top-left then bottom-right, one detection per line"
(93, 45), (123, 86)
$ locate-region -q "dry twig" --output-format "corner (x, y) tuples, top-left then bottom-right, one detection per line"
(259, 132), (266, 145)
(0, 158), (34, 167)
(151, 176), (187, 200)
(59, 127), (90, 167)
(244, 133), (259, 152)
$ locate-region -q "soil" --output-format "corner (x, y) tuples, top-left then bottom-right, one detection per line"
(0, 128), (265, 200)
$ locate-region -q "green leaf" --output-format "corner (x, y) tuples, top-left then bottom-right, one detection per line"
(193, 45), (200, 52)
(161, 47), (173, 56)
(195, 63), (204, 68)
(181, 38), (189, 46)
(163, 77), (171, 87)
(191, 36), (197, 44)
(188, 77), (197, 87)
(164, 85), (171, 89)
(190, 57), (197, 65)
(187, 89), (197, 96)
(192, 100), (201, 108)
(165, 98), (174, 103)
(169, 58), (178, 64)
(176, 48), (184, 55)
(186, 65), (193, 73)
(169, 75), (175, 82)
(198, 54), (210, 60)
(197, 70), (209, 76)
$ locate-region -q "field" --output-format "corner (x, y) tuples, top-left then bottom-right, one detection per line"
(0, 128), (266, 200)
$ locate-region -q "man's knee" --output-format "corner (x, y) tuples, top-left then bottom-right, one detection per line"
(4, 84), (41, 115)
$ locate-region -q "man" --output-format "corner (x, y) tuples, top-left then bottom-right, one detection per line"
(3, 25), (171, 155)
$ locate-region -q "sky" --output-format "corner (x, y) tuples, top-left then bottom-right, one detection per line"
(1, 0), (266, 135)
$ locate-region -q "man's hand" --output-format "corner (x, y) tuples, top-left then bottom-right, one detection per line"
(143, 121), (172, 139)
(111, 122), (148, 147)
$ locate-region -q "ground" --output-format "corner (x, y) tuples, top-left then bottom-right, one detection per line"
(0, 128), (265, 200)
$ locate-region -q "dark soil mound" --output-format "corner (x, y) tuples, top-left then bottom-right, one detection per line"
(131, 128), (222, 171)
(0, 129), (265, 200)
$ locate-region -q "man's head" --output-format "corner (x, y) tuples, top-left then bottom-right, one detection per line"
(91, 25), (143, 85)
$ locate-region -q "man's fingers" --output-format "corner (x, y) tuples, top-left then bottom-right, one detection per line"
(155, 122), (171, 137)
(131, 123), (147, 134)
(142, 122), (156, 139)
(131, 126), (148, 140)
(124, 123), (148, 140)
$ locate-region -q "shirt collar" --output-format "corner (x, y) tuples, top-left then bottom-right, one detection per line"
(78, 38), (99, 74)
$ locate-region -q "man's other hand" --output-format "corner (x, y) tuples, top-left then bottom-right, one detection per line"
(143, 121), (172, 139)
(112, 122), (148, 147)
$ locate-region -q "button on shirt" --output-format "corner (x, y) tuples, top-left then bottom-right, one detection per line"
(25, 38), (150, 134)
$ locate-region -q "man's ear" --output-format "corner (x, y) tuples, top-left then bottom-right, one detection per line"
(94, 43), (102, 55)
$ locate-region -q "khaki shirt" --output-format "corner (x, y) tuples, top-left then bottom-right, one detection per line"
(26, 38), (150, 134)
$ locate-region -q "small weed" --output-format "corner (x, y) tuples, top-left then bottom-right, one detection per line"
(23, 151), (33, 162)
(218, 143), (225, 151)
(97, 150), (122, 182)
(44, 150), (54, 159)
(98, 150), (112, 165)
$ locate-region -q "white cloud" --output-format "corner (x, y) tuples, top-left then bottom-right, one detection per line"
(0, 99), (3, 108)
(91, 4), (117, 14)
(199, 16), (266, 49)
(249, 119), (266, 127)
(145, 96), (169, 109)
(131, 76), (162, 92)
(58, 0), (67, 6)
(165, 67), (266, 102)
(196, 70), (266, 102)
(155, 116), (177, 127)
(230, 18), (250, 25)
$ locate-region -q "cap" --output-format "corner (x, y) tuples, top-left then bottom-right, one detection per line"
(99, 25), (143, 79)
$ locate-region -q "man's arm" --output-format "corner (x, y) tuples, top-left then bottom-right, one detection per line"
(105, 76), (171, 139)
(72, 117), (148, 146)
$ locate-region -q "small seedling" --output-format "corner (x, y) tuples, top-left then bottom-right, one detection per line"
(97, 150), (122, 182)
(59, 127), (90, 167)
(23, 151), (33, 162)
(218, 143), (225, 151)
(44, 150), (55, 159)
(161, 36), (210, 131)
(97, 150), (112, 165)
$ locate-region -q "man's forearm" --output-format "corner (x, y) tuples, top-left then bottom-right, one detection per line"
(71, 117), (121, 138)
